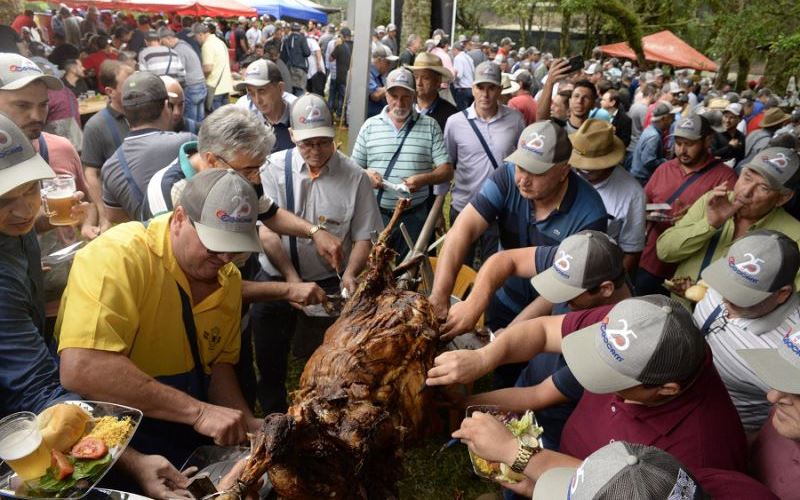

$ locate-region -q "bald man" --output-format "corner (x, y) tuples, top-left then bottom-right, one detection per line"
(160, 75), (199, 134)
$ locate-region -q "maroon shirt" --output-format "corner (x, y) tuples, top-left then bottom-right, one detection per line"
(641, 156), (737, 278)
(559, 307), (747, 474)
(695, 469), (778, 500)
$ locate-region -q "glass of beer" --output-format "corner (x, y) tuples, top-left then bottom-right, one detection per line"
(0, 412), (51, 481)
(41, 175), (79, 226)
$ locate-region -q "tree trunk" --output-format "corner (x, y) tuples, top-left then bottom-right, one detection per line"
(735, 54), (750, 92)
(559, 9), (571, 57)
(402, 0), (431, 40)
(714, 52), (732, 89)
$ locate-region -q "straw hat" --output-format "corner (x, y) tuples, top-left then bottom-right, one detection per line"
(405, 52), (452, 81)
(760, 107), (791, 128)
(569, 119), (625, 169)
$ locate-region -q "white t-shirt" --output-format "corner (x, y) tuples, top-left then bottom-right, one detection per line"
(306, 37), (321, 76)
(590, 166), (646, 253)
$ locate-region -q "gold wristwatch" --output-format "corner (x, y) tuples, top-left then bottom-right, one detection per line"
(510, 434), (540, 474)
(307, 224), (325, 238)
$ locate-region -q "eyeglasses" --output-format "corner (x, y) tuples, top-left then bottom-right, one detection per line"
(214, 154), (264, 176)
(705, 307), (730, 337)
(297, 138), (334, 150)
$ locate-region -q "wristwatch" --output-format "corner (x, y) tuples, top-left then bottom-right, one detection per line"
(510, 434), (540, 474)
(307, 224), (325, 238)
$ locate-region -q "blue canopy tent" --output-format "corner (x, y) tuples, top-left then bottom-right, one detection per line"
(242, 0), (328, 23)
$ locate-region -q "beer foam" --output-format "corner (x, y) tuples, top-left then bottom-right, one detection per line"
(0, 426), (42, 461)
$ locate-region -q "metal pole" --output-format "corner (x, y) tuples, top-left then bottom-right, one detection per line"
(347, 0), (375, 153)
(390, 0), (395, 26)
(346, 0), (356, 26)
(450, 0), (457, 43)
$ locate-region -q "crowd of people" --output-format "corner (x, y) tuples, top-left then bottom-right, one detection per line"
(1, 5), (800, 500)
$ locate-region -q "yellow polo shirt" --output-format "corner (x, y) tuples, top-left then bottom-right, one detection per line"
(56, 213), (242, 378)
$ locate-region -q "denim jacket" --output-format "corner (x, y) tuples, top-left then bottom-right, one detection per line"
(0, 230), (76, 416)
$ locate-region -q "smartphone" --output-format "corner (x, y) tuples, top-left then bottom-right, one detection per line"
(567, 55), (584, 73)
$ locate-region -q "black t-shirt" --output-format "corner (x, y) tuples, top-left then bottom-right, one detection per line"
(234, 28), (247, 60)
(48, 43), (80, 69)
(422, 97), (458, 133)
(331, 41), (352, 84)
(62, 76), (89, 97)
(399, 49), (415, 67)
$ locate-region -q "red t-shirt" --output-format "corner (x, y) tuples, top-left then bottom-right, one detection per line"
(561, 305), (613, 336)
(34, 132), (90, 196)
(640, 156), (737, 278)
(508, 94), (538, 125)
(81, 51), (117, 86)
(559, 344), (748, 474)
(746, 111), (765, 135)
(11, 15), (36, 34)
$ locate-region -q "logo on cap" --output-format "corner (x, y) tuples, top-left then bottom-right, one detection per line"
(728, 253), (763, 283)
(667, 469), (697, 500)
(216, 196), (253, 223)
(0, 129), (22, 159)
(9, 61), (41, 73)
(763, 152), (789, 174)
(479, 65), (496, 76)
(393, 71), (413, 85)
(569, 462), (586, 495)
(522, 132), (546, 155)
(299, 104), (325, 125)
(678, 118), (694, 129)
(246, 64), (263, 77)
(783, 330), (800, 357)
(554, 250), (573, 278)
(600, 317), (637, 361)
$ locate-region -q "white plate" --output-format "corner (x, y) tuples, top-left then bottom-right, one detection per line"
(0, 401), (143, 500)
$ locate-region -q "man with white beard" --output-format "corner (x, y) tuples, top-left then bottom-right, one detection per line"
(351, 67), (452, 256)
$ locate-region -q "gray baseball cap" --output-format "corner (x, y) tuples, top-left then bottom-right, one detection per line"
(743, 147), (800, 190)
(473, 61), (502, 86)
(700, 109), (727, 133)
(290, 93), (335, 141)
(178, 168), (261, 253)
(562, 295), (706, 394)
(702, 230), (799, 308)
(652, 101), (680, 119)
(739, 327), (800, 394)
(121, 71), (169, 107)
(0, 53), (63, 91)
(191, 22), (209, 35)
(385, 67), (415, 93)
(372, 44), (398, 61)
(672, 114), (711, 141)
(533, 441), (705, 500)
(531, 231), (624, 303)
(234, 59), (282, 91)
(0, 114), (55, 197)
(505, 121), (572, 174)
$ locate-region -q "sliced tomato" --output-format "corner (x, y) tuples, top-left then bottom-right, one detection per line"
(51, 450), (74, 480)
(70, 437), (108, 460)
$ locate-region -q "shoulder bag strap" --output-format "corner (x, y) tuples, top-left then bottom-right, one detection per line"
(700, 304), (723, 336)
(115, 145), (146, 207)
(462, 110), (499, 170)
(284, 148), (301, 274)
(376, 117), (416, 206)
(37, 134), (49, 164)
(175, 282), (208, 401)
(101, 107), (123, 149)
(698, 228), (724, 279)
(665, 160), (721, 205)
(165, 48), (173, 76)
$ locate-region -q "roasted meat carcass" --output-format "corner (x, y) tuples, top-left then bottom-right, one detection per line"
(225, 200), (440, 499)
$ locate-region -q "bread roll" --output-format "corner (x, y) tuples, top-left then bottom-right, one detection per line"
(37, 404), (91, 452)
(685, 282), (709, 303)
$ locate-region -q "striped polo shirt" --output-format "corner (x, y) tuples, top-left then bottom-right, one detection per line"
(138, 46), (186, 82)
(694, 288), (800, 431)
(351, 108), (450, 210)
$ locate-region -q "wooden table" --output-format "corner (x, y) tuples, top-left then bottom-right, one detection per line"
(79, 98), (107, 118)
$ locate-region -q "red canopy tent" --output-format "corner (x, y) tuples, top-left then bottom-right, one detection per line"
(62, 0), (256, 18)
(599, 30), (718, 72)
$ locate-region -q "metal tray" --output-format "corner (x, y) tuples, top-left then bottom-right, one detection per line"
(0, 401), (143, 500)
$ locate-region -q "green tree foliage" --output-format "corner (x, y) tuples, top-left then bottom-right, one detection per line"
(562, 0), (645, 64)
(402, 0), (432, 40)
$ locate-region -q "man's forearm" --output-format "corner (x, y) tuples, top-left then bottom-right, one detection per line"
(84, 167), (107, 224)
(344, 240), (371, 277)
(484, 315), (564, 369)
(241, 280), (297, 303)
(263, 208), (313, 238)
(414, 164), (454, 187)
(467, 253), (521, 316)
(259, 226), (299, 281)
(507, 296), (553, 327)
(466, 380), (569, 413)
(60, 348), (201, 425)
(536, 82), (554, 121)
(208, 364), (253, 419)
